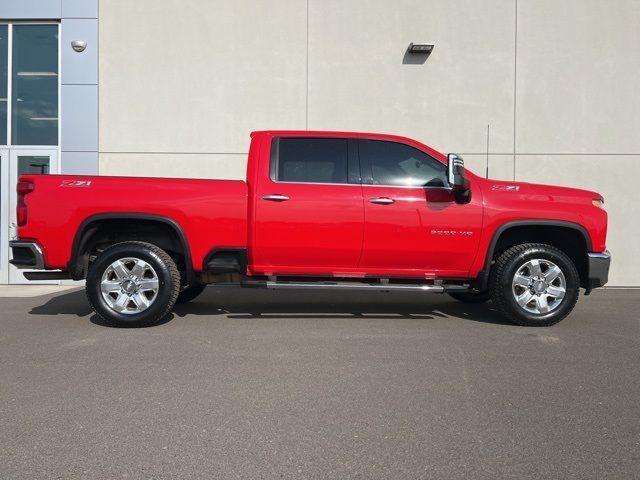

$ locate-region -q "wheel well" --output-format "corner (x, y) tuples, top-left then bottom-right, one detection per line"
(491, 225), (589, 288)
(70, 217), (191, 281)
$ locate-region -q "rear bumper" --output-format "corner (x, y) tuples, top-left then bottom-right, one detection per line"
(9, 241), (45, 270)
(587, 251), (611, 290)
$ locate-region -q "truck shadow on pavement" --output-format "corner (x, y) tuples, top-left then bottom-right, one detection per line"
(28, 286), (512, 327)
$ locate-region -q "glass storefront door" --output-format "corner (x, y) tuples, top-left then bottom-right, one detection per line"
(0, 22), (60, 284)
(5, 148), (58, 284)
(0, 149), (8, 283)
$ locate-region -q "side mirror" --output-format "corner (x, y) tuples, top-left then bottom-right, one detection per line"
(447, 153), (471, 204)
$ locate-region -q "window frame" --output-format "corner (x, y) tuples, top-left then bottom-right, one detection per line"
(357, 138), (451, 189)
(269, 137), (361, 186)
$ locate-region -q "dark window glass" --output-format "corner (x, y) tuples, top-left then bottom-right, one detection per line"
(18, 155), (50, 174)
(0, 25), (7, 145)
(12, 24), (59, 146)
(360, 140), (447, 187)
(274, 138), (349, 184)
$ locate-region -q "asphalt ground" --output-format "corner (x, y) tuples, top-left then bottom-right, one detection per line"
(0, 287), (638, 479)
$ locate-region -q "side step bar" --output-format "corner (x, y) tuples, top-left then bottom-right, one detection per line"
(259, 281), (469, 293)
(23, 271), (71, 281)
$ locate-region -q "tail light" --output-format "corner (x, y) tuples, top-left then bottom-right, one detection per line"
(17, 180), (35, 226)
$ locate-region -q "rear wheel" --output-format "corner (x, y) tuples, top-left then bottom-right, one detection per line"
(86, 241), (180, 327)
(490, 243), (579, 326)
(448, 290), (491, 304)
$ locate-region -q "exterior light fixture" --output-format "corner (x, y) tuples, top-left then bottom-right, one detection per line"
(71, 40), (87, 52)
(407, 43), (434, 55)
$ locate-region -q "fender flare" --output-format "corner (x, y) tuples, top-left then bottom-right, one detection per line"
(475, 219), (592, 291)
(69, 213), (193, 283)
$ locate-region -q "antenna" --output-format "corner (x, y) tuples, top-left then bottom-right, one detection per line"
(485, 124), (490, 179)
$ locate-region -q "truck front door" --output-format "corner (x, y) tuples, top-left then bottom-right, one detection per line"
(251, 136), (364, 276)
(357, 139), (483, 278)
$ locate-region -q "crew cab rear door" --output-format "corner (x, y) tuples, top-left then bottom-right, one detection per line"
(357, 139), (483, 277)
(251, 136), (364, 275)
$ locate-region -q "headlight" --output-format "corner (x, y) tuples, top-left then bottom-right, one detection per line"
(592, 198), (605, 209)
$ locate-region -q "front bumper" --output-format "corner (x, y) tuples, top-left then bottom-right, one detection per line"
(9, 241), (45, 270)
(586, 250), (611, 290)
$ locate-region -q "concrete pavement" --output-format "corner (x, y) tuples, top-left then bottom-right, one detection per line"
(0, 287), (638, 479)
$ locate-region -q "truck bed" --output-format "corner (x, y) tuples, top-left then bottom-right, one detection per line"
(18, 174), (248, 271)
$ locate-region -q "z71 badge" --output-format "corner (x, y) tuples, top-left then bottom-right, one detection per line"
(491, 184), (520, 191)
(60, 180), (92, 187)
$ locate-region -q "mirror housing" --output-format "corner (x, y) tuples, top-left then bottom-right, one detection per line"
(447, 153), (471, 204)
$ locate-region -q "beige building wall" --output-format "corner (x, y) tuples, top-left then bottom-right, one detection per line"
(99, 0), (639, 285)
(99, 0), (307, 176)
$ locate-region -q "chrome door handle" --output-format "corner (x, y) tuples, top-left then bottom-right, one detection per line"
(369, 197), (395, 205)
(262, 194), (290, 202)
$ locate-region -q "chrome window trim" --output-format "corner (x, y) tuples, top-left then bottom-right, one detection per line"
(269, 179), (360, 187)
(269, 136), (453, 189)
(269, 178), (453, 190)
(363, 184), (453, 190)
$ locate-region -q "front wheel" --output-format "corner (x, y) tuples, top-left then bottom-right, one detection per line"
(489, 243), (580, 327)
(86, 241), (181, 327)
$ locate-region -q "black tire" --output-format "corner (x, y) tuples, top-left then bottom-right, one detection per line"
(176, 282), (206, 304)
(448, 291), (492, 304)
(86, 241), (180, 327)
(489, 243), (580, 327)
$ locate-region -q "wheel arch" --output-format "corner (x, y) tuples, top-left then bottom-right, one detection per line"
(69, 213), (193, 283)
(476, 220), (592, 290)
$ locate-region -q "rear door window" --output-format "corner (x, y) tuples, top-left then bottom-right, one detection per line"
(271, 138), (349, 184)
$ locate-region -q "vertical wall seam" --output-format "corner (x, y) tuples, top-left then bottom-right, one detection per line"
(97, 0), (100, 174)
(6, 24), (12, 146)
(58, 21), (61, 167)
(305, 0), (309, 130)
(513, 0), (518, 180)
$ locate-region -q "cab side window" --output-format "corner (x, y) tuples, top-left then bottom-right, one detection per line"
(271, 138), (349, 184)
(359, 139), (447, 187)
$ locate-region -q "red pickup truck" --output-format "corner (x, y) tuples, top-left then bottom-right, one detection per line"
(11, 131), (610, 327)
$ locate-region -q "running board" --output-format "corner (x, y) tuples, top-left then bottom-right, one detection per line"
(262, 281), (468, 293)
(23, 270), (71, 281)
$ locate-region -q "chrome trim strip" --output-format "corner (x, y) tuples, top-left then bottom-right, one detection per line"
(587, 251), (611, 260)
(266, 281), (445, 292)
(362, 184), (453, 190)
(270, 179), (453, 190)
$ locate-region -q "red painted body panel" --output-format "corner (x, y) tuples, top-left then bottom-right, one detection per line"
(359, 183), (483, 278)
(17, 130), (608, 280)
(253, 181), (365, 274)
(467, 179), (608, 276)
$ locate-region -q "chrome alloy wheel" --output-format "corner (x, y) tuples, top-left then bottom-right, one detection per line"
(100, 257), (160, 315)
(511, 258), (566, 314)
